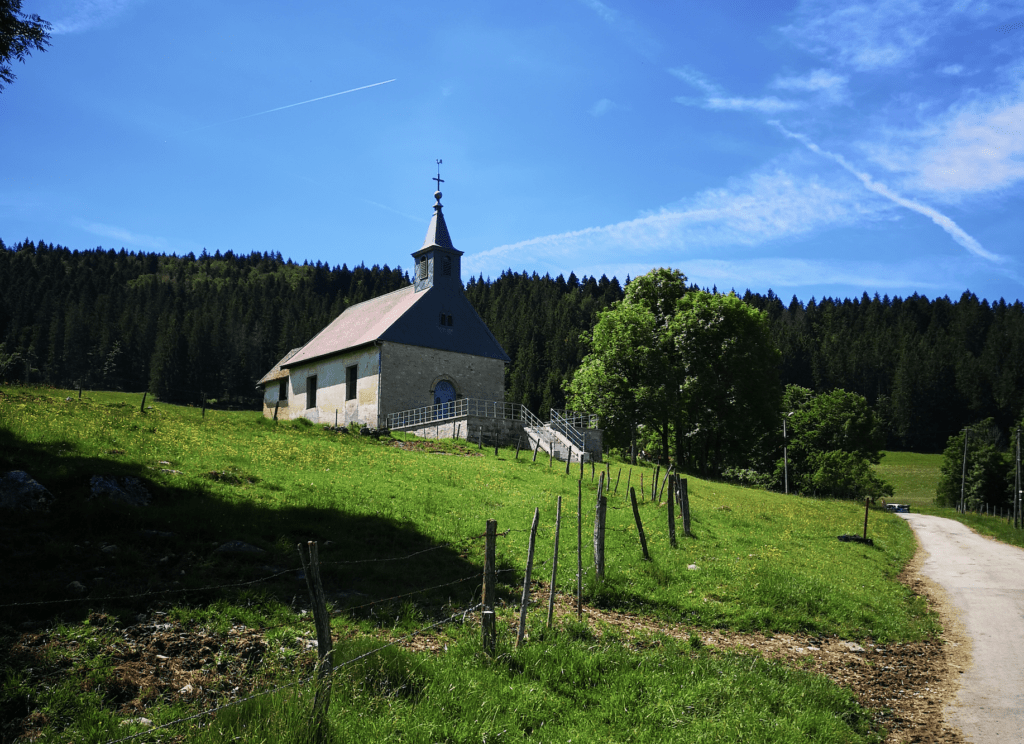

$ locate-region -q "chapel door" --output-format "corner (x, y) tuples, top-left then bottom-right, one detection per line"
(434, 380), (455, 419)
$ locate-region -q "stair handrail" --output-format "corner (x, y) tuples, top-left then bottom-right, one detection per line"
(549, 408), (586, 453)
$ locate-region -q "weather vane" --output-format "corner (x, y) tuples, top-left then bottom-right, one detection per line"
(433, 159), (444, 191)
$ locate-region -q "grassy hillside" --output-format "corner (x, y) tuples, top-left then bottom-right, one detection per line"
(872, 451), (943, 507)
(1, 386), (937, 742)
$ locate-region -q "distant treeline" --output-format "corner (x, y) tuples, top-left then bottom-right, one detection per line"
(2, 239), (1022, 452)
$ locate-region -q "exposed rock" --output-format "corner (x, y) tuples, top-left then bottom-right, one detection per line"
(687, 564), (699, 571)
(90, 475), (151, 506)
(0, 470), (53, 511)
(214, 541), (265, 555)
(120, 718), (153, 728)
(66, 580), (87, 597)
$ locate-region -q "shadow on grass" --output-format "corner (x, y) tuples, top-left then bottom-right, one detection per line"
(0, 424), (485, 657)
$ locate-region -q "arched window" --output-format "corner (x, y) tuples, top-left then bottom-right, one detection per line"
(434, 380), (456, 419)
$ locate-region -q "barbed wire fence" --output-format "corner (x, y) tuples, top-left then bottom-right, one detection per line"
(4, 465), (690, 743)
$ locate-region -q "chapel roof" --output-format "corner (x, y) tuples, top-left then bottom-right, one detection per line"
(257, 347), (303, 386)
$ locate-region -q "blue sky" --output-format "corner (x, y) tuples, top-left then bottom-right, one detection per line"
(3, 0), (1023, 303)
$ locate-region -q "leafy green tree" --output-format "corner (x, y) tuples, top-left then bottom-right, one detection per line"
(673, 291), (782, 476)
(1, 0), (49, 92)
(935, 419), (1011, 510)
(777, 386), (891, 501)
(566, 300), (657, 463)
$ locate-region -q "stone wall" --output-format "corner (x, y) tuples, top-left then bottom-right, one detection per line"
(392, 415), (527, 447)
(379, 342), (505, 423)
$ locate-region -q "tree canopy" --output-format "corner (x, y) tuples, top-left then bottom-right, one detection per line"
(0, 0), (49, 92)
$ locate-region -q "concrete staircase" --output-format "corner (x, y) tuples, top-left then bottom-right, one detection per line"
(523, 424), (589, 463)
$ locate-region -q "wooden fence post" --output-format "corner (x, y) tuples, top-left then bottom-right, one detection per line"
(78, 382), (82, 400)
(593, 473), (607, 580)
(478, 428), (483, 449)
(515, 437), (522, 460)
(547, 496), (562, 628)
(533, 438), (541, 463)
(297, 541), (333, 741)
(517, 508), (540, 648)
(273, 401), (279, 421)
(566, 448), (572, 475)
(629, 487), (650, 560)
(680, 478), (691, 537)
(139, 392), (147, 413)
(202, 395), (207, 418)
(549, 442), (553, 468)
(653, 466), (660, 501)
(658, 466), (673, 504)
(626, 468), (632, 498)
(863, 497), (870, 540)
(614, 467), (621, 494)
(494, 438), (499, 457)
(576, 479), (583, 621)
(482, 520), (497, 655)
(667, 474), (677, 548)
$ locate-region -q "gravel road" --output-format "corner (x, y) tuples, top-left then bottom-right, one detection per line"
(900, 513), (1024, 743)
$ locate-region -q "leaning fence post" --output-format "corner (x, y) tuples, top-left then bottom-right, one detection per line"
(517, 508), (541, 647)
(482, 519), (497, 655)
(629, 487), (650, 560)
(273, 401), (279, 421)
(533, 438), (541, 463)
(297, 541), (333, 740)
(658, 466), (673, 504)
(667, 474), (677, 548)
(593, 473), (607, 580)
(653, 466), (660, 501)
(547, 496), (562, 628)
(614, 467), (621, 494)
(576, 479), (583, 621)
(140, 392), (147, 413)
(566, 448), (572, 475)
(515, 437), (522, 460)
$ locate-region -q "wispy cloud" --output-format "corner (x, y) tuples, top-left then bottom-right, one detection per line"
(576, 0), (660, 57)
(781, 0), (1021, 71)
(771, 69), (849, 103)
(464, 169), (880, 279)
(862, 83), (1024, 196)
(939, 63), (967, 76)
(589, 98), (617, 117)
(771, 121), (1003, 263)
(680, 257), (950, 293)
(48, 0), (141, 35)
(79, 221), (166, 250)
(670, 67), (803, 113)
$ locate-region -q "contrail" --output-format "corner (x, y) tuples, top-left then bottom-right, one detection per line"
(769, 121), (1003, 264)
(187, 79), (396, 133)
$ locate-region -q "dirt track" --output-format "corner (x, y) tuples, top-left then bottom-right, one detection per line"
(899, 513), (1024, 743)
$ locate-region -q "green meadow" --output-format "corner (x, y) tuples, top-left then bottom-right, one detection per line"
(872, 451), (943, 507)
(1, 387), (937, 742)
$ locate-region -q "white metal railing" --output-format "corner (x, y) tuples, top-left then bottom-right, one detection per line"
(549, 409), (585, 453)
(386, 398), (540, 429)
(551, 409), (599, 430)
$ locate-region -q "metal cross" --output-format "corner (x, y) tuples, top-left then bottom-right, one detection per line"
(433, 159), (444, 190)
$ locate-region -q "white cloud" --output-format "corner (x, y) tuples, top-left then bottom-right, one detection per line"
(772, 69), (849, 102)
(79, 221), (166, 250)
(590, 98), (617, 117)
(680, 257), (949, 292)
(702, 96), (803, 114)
(463, 169), (880, 279)
(576, 0), (660, 57)
(771, 122), (1003, 262)
(670, 67), (803, 113)
(46, 0), (142, 35)
(862, 83), (1024, 197)
(939, 64), (967, 76)
(781, 0), (1018, 71)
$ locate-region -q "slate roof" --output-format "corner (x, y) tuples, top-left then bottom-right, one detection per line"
(281, 282), (510, 368)
(257, 347), (302, 386)
(414, 191), (460, 255)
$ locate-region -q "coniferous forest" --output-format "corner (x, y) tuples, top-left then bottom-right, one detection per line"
(2, 238), (1023, 454)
